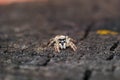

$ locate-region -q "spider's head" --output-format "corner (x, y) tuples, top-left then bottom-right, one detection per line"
(55, 35), (68, 49)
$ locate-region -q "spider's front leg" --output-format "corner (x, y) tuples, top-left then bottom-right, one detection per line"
(48, 38), (54, 47)
(69, 42), (77, 51)
(54, 44), (60, 52)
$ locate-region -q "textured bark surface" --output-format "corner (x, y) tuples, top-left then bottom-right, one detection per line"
(0, 1), (120, 80)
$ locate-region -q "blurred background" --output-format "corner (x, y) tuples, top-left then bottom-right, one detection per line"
(0, 0), (120, 80)
(0, 0), (120, 32)
(0, 0), (120, 20)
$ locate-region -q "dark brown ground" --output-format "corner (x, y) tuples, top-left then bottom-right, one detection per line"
(0, 1), (120, 80)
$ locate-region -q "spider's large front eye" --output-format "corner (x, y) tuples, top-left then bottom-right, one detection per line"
(59, 39), (66, 43)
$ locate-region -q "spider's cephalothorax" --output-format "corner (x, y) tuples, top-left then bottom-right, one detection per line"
(48, 35), (77, 52)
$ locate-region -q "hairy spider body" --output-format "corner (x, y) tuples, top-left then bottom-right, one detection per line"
(48, 35), (77, 52)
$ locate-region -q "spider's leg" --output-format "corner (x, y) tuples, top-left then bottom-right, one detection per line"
(69, 42), (77, 51)
(70, 38), (77, 43)
(54, 44), (60, 52)
(48, 38), (54, 47)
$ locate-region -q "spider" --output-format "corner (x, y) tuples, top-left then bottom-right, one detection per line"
(48, 35), (77, 52)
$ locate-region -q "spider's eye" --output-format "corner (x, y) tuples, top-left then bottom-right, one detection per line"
(58, 39), (64, 41)
(63, 39), (66, 42)
(58, 38), (66, 43)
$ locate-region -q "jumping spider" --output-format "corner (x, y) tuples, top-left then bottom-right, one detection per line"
(48, 35), (77, 52)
